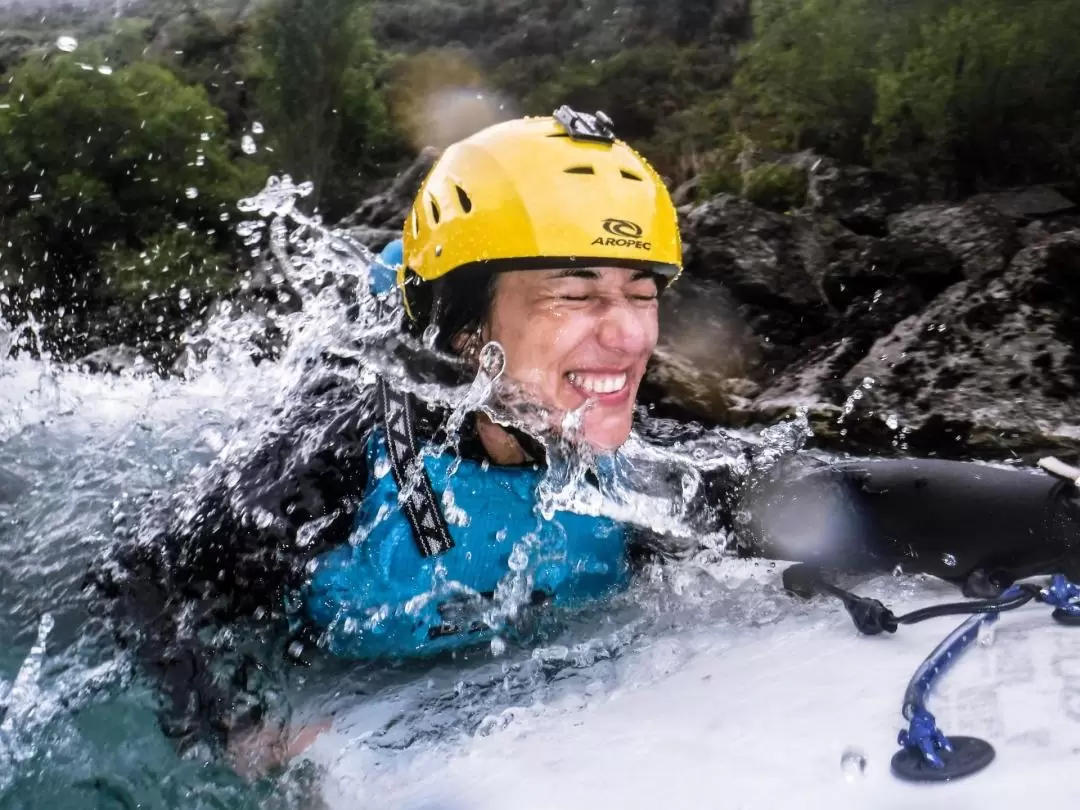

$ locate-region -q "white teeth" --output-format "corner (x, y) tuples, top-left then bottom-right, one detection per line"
(567, 372), (627, 395)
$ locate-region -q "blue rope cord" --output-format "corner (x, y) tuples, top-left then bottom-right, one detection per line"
(897, 575), (1080, 769)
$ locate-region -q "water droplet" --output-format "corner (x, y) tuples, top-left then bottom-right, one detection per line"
(422, 324), (439, 348)
(892, 563), (904, 578)
(241, 134), (257, 155)
(477, 341), (506, 380)
(56, 35), (78, 52)
(219, 212), (230, 222)
(942, 553), (957, 568)
(508, 543), (529, 572)
(28, 193), (42, 202)
(97, 65), (113, 76)
(490, 636), (507, 656)
(434, 244), (443, 257)
(841, 747), (867, 782)
(977, 618), (996, 647)
(252, 121), (264, 135)
(200, 132), (211, 142)
(885, 414), (899, 430)
(185, 187), (199, 199)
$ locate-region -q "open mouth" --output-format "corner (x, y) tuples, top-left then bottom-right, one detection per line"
(565, 371), (629, 397)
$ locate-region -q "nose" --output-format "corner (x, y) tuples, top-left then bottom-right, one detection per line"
(595, 298), (656, 356)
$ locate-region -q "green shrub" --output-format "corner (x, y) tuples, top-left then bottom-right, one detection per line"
(741, 163), (808, 211)
(733, 0), (1080, 191)
(0, 54), (263, 345)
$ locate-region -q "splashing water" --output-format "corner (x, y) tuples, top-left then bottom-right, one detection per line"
(0, 172), (821, 808)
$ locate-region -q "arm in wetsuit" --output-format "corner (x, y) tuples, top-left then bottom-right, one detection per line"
(97, 371), (376, 751)
(736, 456), (1080, 592)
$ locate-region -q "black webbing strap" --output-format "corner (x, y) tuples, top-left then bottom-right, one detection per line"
(377, 377), (455, 557)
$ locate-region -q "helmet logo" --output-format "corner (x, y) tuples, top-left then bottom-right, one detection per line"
(594, 218), (651, 251)
(602, 218), (644, 238)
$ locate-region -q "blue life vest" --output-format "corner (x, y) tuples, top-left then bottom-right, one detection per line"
(302, 429), (631, 659)
(302, 239), (630, 658)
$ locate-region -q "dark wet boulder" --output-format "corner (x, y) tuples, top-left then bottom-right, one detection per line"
(796, 153), (920, 236)
(733, 148), (920, 235)
(971, 185), (1076, 222)
(677, 192), (964, 379)
(641, 274), (761, 420)
(751, 230), (1080, 460)
(887, 201), (1019, 280)
(679, 194), (836, 369)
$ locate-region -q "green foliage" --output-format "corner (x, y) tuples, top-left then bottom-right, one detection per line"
(151, 11), (255, 133)
(0, 55), (263, 348)
(494, 43), (737, 183)
(735, 0), (1080, 191)
(247, 0), (406, 218)
(871, 0), (1080, 189)
(733, 0), (893, 161)
(697, 134), (747, 198)
(741, 162), (807, 211)
(101, 228), (233, 301)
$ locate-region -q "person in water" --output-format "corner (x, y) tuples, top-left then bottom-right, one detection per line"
(100, 106), (1080, 771)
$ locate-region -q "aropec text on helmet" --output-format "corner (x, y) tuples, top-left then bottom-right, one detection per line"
(593, 218), (651, 251)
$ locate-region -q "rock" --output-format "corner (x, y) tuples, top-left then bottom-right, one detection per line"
(752, 230), (1080, 460)
(640, 274), (761, 420)
(732, 148), (920, 235)
(820, 235), (961, 311)
(644, 349), (748, 421)
(678, 193), (960, 380)
(792, 235), (965, 394)
(888, 201), (1019, 279)
(970, 185), (1076, 221)
(343, 147), (440, 230)
(680, 194), (834, 368)
(672, 175), (701, 207)
(796, 153), (920, 236)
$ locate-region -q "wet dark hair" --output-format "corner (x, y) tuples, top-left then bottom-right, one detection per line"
(402, 265), (499, 356)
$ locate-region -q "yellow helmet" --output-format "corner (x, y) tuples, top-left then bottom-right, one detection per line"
(399, 107), (682, 318)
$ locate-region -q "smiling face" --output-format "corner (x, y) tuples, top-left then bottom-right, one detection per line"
(483, 266), (660, 450)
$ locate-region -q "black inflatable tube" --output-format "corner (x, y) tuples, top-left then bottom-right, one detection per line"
(738, 458), (1080, 585)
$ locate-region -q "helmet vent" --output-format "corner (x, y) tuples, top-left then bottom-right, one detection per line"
(411, 207), (420, 237)
(455, 185), (473, 213)
(564, 165), (595, 175)
(620, 169), (643, 181)
(429, 196), (441, 224)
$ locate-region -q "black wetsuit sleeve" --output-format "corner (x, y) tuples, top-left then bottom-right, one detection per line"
(101, 372), (376, 751)
(736, 457), (1080, 586)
